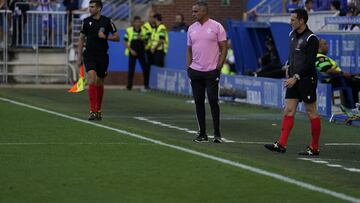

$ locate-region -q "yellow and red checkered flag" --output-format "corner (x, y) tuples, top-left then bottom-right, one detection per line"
(68, 64), (87, 93)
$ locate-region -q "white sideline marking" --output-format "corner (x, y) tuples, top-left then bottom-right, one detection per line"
(325, 143), (360, 146)
(134, 117), (267, 145)
(0, 142), (153, 146)
(134, 116), (236, 143)
(0, 97), (359, 203)
(298, 158), (360, 174)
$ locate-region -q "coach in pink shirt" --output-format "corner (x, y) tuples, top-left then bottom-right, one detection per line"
(187, 1), (227, 143)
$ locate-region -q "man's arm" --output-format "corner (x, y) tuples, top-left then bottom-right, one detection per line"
(107, 32), (120, 41)
(186, 46), (192, 68)
(77, 33), (85, 66)
(217, 40), (228, 70)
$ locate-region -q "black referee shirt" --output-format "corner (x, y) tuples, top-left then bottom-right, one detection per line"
(80, 15), (117, 54)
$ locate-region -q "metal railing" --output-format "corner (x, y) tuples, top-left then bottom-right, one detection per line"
(0, 9), (70, 84)
(14, 10), (67, 48)
(0, 10), (11, 83)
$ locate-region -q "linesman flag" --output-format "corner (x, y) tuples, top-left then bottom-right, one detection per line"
(68, 64), (87, 93)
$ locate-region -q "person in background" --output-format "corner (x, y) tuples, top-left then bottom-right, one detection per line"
(124, 16), (149, 90)
(171, 13), (188, 32)
(221, 40), (237, 75)
(76, 0), (90, 20)
(77, 0), (120, 121)
(287, 0), (303, 13)
(187, 2), (227, 143)
(343, 6), (359, 31)
(313, 0), (331, 11)
(142, 11), (155, 67)
(304, 0), (314, 12)
(330, 0), (341, 15)
(265, 9), (321, 156)
(9, 0), (30, 46)
(0, 0), (7, 48)
(37, 0), (55, 45)
(249, 37), (284, 78)
(151, 13), (168, 68)
(316, 39), (360, 107)
(63, 0), (79, 42)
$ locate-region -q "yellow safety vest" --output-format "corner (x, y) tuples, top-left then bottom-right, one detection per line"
(142, 22), (154, 50)
(316, 53), (342, 82)
(151, 24), (169, 53)
(124, 26), (147, 56)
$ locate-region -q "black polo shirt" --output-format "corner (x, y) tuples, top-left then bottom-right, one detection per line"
(80, 15), (117, 54)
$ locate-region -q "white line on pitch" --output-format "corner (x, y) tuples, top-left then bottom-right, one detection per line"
(297, 158), (360, 174)
(1, 97), (359, 203)
(133, 117), (268, 145)
(133, 116), (236, 143)
(0, 142), (153, 146)
(325, 143), (360, 146)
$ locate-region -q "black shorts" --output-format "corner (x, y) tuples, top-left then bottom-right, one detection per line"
(285, 75), (317, 103)
(83, 51), (109, 78)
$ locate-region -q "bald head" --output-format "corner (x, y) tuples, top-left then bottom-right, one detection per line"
(318, 39), (328, 53)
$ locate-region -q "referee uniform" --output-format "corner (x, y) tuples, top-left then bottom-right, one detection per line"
(81, 15), (117, 78)
(77, 0), (119, 121)
(285, 28), (319, 103)
(265, 9), (321, 155)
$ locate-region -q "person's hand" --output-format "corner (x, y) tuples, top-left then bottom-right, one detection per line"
(130, 49), (137, 56)
(98, 32), (106, 39)
(284, 76), (297, 88)
(77, 55), (83, 67)
(342, 71), (351, 78)
(282, 64), (289, 77)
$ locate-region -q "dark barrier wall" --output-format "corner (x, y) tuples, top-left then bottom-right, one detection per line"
(149, 67), (332, 117)
(108, 31), (187, 72)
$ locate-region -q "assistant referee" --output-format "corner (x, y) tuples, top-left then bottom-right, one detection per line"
(77, 0), (120, 120)
(187, 2), (227, 143)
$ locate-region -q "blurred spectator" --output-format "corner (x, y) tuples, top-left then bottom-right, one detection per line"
(287, 0), (303, 13)
(171, 13), (188, 32)
(9, 0), (30, 46)
(76, 0), (89, 20)
(304, 0), (314, 12)
(316, 39), (360, 107)
(246, 9), (257, 21)
(313, 0), (331, 11)
(221, 40), (237, 75)
(124, 16), (149, 90)
(0, 0), (7, 48)
(63, 0), (79, 42)
(37, 0), (55, 45)
(151, 13), (168, 67)
(343, 6), (359, 31)
(330, 0), (341, 15)
(249, 37), (285, 78)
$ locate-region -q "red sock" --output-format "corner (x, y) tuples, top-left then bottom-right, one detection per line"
(96, 85), (104, 112)
(88, 84), (96, 112)
(310, 117), (321, 150)
(278, 115), (294, 147)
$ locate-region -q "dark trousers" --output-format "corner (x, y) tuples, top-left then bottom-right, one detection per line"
(127, 52), (149, 89)
(146, 50), (153, 66)
(188, 68), (221, 137)
(153, 50), (165, 67)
